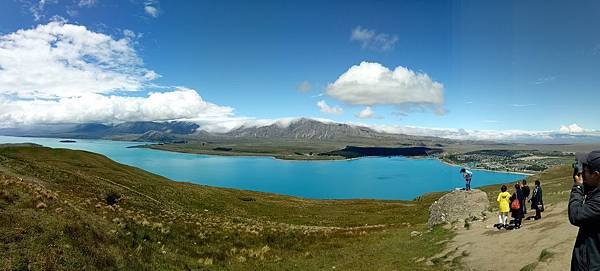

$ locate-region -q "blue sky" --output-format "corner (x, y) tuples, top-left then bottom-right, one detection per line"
(1, 0), (600, 138)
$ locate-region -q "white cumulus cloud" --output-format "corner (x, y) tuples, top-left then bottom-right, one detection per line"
(0, 88), (234, 126)
(144, 1), (160, 18)
(144, 6), (159, 17)
(356, 106), (374, 119)
(559, 123), (585, 133)
(317, 100), (343, 115)
(351, 26), (398, 51)
(0, 22), (156, 99)
(326, 61), (444, 114)
(0, 22), (239, 128)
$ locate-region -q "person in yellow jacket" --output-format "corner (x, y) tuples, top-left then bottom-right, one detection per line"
(497, 185), (511, 228)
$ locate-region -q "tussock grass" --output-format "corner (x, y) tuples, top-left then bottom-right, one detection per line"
(538, 248), (554, 262)
(520, 262), (538, 271)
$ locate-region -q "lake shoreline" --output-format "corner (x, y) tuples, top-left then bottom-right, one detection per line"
(438, 159), (534, 176)
(0, 135), (544, 176)
(132, 143), (440, 162)
(136, 143), (532, 176)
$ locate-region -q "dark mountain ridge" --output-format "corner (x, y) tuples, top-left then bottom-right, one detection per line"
(0, 118), (454, 146)
(0, 121), (199, 141)
(223, 118), (414, 141)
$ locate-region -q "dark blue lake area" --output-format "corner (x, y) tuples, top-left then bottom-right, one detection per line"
(0, 136), (527, 200)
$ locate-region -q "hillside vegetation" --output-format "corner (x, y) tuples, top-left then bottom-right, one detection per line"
(0, 145), (452, 270)
(0, 145), (576, 270)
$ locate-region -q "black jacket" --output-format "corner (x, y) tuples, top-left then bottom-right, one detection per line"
(531, 185), (543, 209)
(510, 189), (525, 218)
(522, 185), (531, 198)
(569, 184), (600, 270)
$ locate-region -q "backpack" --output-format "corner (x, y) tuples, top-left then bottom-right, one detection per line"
(511, 198), (521, 210)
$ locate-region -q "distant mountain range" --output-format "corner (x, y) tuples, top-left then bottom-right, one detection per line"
(0, 121), (199, 141)
(4, 118), (598, 145)
(0, 118), (447, 144)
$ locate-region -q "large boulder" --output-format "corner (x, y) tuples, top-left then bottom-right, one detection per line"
(427, 189), (489, 229)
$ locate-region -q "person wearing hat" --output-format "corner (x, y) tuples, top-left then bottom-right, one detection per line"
(569, 150), (600, 270)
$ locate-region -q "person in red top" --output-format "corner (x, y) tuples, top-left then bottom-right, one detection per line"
(509, 183), (525, 229)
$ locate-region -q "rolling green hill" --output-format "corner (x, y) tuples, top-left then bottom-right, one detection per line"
(0, 145), (452, 270)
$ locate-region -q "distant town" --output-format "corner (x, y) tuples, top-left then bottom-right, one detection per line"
(438, 149), (574, 174)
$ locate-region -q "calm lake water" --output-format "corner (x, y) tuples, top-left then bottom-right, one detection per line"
(0, 135), (526, 200)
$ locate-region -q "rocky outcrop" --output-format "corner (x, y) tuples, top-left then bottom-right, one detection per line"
(136, 131), (178, 143)
(109, 121), (199, 135)
(427, 189), (489, 229)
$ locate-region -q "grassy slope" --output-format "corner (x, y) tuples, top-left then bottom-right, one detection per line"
(0, 146), (453, 270)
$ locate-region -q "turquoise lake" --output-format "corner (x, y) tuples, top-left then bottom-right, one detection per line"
(0, 135), (527, 200)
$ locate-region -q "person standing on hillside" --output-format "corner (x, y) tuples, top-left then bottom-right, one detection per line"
(521, 180), (531, 215)
(569, 151), (600, 270)
(509, 183), (525, 229)
(460, 168), (473, 191)
(530, 180), (543, 220)
(497, 185), (511, 228)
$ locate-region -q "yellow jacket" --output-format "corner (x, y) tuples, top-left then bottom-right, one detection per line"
(497, 191), (511, 213)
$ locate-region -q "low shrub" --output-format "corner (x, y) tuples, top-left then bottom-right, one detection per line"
(105, 192), (121, 206)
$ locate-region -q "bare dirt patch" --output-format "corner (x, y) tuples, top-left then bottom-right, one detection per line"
(433, 201), (577, 270)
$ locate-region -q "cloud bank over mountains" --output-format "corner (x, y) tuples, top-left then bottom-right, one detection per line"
(370, 123), (600, 143)
(559, 123), (585, 133)
(0, 88), (233, 126)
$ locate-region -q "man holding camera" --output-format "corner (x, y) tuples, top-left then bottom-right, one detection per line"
(569, 150), (600, 270)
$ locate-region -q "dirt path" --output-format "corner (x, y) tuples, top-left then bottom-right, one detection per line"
(434, 201), (578, 270)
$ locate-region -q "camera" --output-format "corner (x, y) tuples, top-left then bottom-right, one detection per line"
(573, 160), (583, 175)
